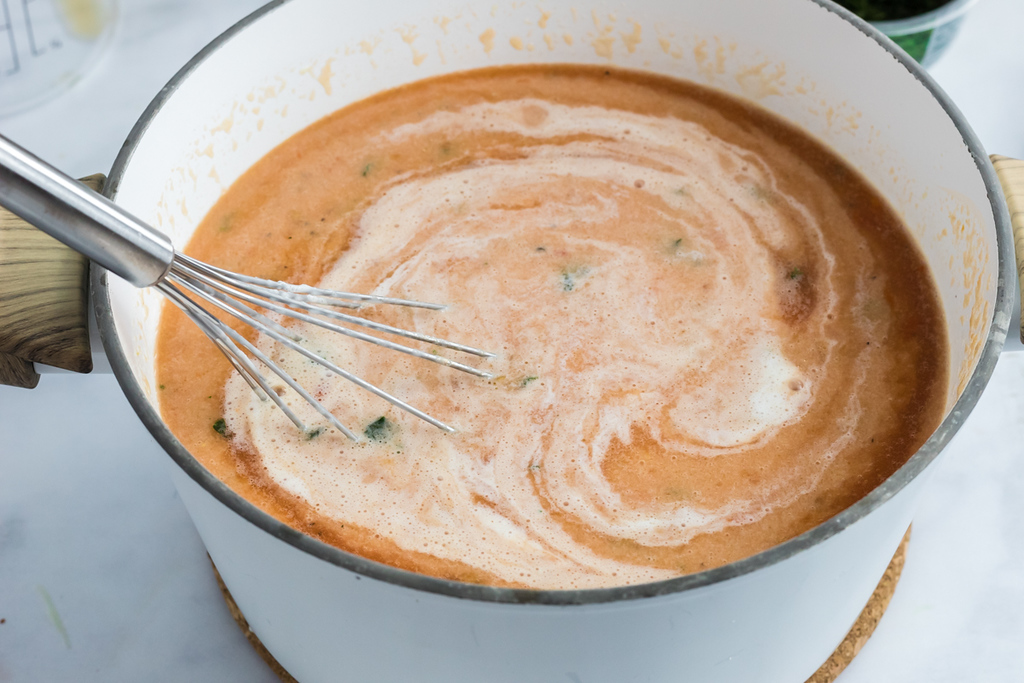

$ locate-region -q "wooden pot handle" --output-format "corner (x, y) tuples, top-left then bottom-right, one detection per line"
(0, 174), (102, 388)
(992, 155), (1024, 344)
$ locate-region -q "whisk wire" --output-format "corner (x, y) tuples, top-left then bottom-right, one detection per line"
(173, 257), (493, 358)
(216, 322), (360, 439)
(237, 315), (459, 433)
(160, 281), (360, 439)
(167, 271), (302, 342)
(166, 269), (458, 431)
(160, 283), (304, 426)
(174, 254), (448, 310)
(170, 259), (494, 378)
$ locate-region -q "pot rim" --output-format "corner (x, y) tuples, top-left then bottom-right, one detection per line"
(92, 0), (1014, 606)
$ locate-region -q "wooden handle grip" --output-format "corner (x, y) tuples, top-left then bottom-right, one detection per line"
(991, 155), (1024, 344)
(0, 174), (102, 388)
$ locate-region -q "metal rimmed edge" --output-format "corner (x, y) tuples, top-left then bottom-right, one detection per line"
(92, 0), (1015, 606)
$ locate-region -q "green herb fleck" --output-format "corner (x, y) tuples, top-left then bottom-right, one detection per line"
(212, 418), (231, 438)
(440, 141), (454, 156)
(788, 267), (804, 280)
(529, 464), (542, 471)
(361, 162), (374, 177)
(670, 238), (688, 255)
(748, 184), (777, 203)
(218, 213), (235, 233)
(559, 265), (590, 292)
(663, 486), (692, 501)
(520, 376), (539, 387)
(306, 427), (324, 440)
(674, 187), (689, 197)
(159, 384), (166, 390)
(364, 416), (395, 442)
(37, 586), (70, 649)
(536, 246), (547, 252)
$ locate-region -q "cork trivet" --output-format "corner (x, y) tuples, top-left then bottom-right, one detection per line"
(213, 526), (911, 683)
(806, 526), (911, 682)
(212, 563), (300, 683)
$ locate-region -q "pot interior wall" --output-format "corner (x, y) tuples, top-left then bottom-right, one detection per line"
(107, 0), (996, 447)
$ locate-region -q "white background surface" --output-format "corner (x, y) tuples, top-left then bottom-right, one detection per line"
(0, 0), (1022, 681)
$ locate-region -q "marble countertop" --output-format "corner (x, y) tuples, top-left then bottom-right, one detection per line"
(1, 1), (1022, 681)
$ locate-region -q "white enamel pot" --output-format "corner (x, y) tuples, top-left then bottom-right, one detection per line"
(81, 0), (1016, 681)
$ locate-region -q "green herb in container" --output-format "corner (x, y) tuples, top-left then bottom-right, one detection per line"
(833, 0), (979, 67)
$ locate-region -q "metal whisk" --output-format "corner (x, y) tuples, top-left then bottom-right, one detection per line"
(0, 134), (493, 440)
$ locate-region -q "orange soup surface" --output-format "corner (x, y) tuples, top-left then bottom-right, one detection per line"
(156, 66), (948, 589)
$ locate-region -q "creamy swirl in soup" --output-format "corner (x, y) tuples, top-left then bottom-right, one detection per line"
(157, 66), (947, 589)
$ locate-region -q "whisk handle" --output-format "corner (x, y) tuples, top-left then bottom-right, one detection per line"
(0, 133), (174, 288)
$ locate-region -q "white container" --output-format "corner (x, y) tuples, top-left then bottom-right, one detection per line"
(91, 0), (1014, 680)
